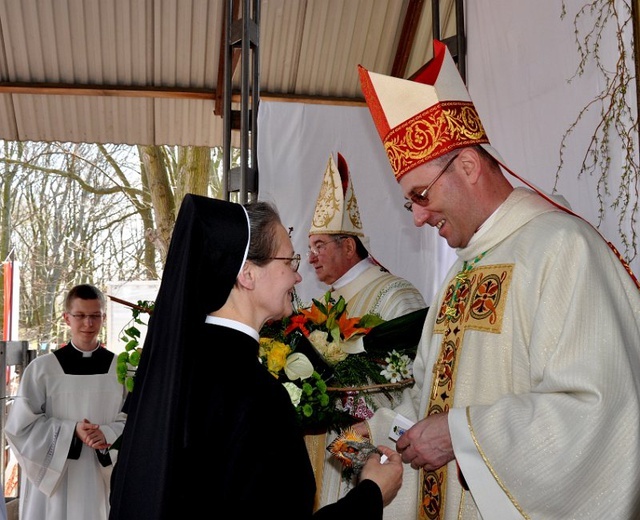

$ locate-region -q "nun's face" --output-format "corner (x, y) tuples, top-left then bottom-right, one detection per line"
(258, 224), (302, 322)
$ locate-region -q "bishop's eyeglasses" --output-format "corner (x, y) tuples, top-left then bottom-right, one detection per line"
(404, 154), (459, 212)
(306, 236), (344, 258)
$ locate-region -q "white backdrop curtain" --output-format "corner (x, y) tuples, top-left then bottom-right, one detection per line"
(257, 0), (638, 307)
(256, 101), (455, 305)
(466, 1), (639, 277)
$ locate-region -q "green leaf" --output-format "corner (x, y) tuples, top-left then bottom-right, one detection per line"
(124, 339), (138, 351)
(313, 294), (330, 316)
(328, 324), (340, 342)
(333, 296), (346, 314)
(124, 326), (141, 338)
(125, 376), (135, 393)
(363, 307), (429, 356)
(129, 349), (142, 366)
(358, 313), (385, 328)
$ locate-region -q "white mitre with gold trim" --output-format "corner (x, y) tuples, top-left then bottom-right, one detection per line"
(309, 153), (365, 238)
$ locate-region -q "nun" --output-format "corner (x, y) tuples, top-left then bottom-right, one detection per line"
(108, 194), (402, 519)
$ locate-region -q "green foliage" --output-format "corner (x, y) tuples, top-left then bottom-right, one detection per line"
(362, 307), (428, 357)
(296, 372), (354, 433)
(358, 313), (385, 328)
(333, 354), (389, 388)
(260, 301), (428, 433)
(260, 313), (294, 342)
(328, 307), (427, 389)
(116, 300), (155, 391)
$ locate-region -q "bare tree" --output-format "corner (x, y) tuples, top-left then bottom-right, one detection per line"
(0, 141), (230, 347)
(0, 141), (25, 330)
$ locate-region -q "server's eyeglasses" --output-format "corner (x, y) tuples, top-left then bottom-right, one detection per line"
(67, 313), (104, 322)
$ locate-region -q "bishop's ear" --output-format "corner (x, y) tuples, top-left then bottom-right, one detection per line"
(457, 147), (483, 183)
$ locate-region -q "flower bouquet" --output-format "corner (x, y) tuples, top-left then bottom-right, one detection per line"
(259, 291), (428, 432)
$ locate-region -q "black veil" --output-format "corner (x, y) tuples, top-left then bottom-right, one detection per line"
(109, 194), (249, 519)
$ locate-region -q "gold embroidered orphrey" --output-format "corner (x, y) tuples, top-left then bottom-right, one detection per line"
(419, 262), (513, 520)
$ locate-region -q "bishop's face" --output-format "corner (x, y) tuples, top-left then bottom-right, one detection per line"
(307, 234), (350, 285)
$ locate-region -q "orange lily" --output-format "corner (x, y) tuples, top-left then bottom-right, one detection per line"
(284, 314), (311, 336)
(298, 303), (328, 326)
(338, 312), (371, 340)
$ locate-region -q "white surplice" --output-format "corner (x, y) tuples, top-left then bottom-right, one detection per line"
(5, 352), (127, 520)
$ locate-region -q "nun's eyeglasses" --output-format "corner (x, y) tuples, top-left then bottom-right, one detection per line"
(403, 154), (459, 212)
(269, 254), (301, 272)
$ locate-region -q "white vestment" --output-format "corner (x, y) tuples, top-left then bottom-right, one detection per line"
(5, 352), (127, 520)
(367, 188), (640, 519)
(331, 261), (427, 321)
(315, 259), (427, 509)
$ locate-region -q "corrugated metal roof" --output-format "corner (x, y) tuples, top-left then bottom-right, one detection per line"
(0, 0), (458, 147)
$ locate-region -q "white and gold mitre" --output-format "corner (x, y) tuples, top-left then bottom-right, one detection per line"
(309, 153), (364, 238)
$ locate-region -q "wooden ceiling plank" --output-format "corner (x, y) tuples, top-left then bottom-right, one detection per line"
(0, 82), (215, 100)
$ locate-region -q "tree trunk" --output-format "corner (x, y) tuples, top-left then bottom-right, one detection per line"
(137, 145), (175, 263)
(177, 146), (211, 202)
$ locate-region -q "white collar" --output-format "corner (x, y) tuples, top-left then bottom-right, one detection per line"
(70, 341), (100, 358)
(204, 315), (259, 342)
(332, 257), (375, 290)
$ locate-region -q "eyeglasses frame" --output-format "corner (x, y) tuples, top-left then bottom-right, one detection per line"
(268, 253), (301, 272)
(67, 313), (105, 321)
(306, 236), (344, 258)
(404, 153), (460, 212)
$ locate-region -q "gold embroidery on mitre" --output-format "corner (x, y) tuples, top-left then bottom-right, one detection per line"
(312, 161), (342, 229)
(345, 186), (363, 232)
(384, 101), (490, 181)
